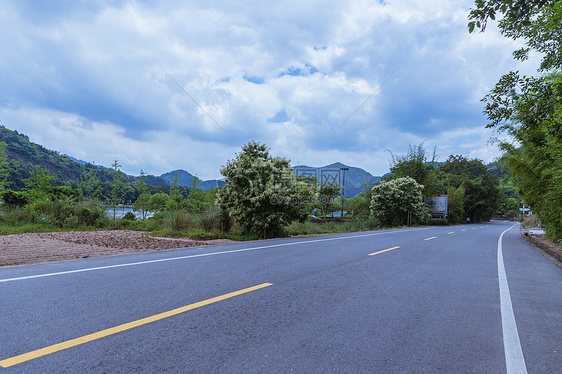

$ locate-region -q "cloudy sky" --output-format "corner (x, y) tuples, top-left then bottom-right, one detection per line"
(0, 0), (539, 179)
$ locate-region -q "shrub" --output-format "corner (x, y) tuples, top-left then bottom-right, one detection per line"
(166, 209), (191, 231)
(521, 215), (540, 229)
(122, 211), (136, 221)
(218, 210), (234, 232)
(370, 177), (429, 227)
(365, 217), (379, 230)
(198, 206), (218, 232)
(428, 217), (448, 226)
(74, 200), (107, 227)
(1, 190), (29, 208)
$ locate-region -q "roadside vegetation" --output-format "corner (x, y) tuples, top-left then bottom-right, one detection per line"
(1, 134), (519, 241)
(468, 0), (562, 243)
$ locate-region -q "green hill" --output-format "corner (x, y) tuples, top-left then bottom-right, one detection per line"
(160, 169), (226, 190)
(0, 125), (113, 190)
(293, 162), (380, 198)
(1, 126), (374, 197)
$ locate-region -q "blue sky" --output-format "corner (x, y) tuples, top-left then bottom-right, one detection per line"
(0, 0), (539, 179)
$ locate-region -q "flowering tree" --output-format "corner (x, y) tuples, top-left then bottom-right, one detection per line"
(370, 177), (428, 227)
(216, 141), (313, 238)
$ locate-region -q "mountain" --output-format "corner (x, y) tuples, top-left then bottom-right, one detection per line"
(0, 125), (118, 189)
(0, 126), (167, 190)
(0, 126), (372, 196)
(159, 169), (225, 190)
(293, 162), (380, 198)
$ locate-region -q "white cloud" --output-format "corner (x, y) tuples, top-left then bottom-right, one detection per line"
(0, 0), (539, 179)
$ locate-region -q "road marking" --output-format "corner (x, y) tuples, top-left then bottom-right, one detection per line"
(0, 283), (273, 368)
(497, 224), (528, 374)
(369, 246), (400, 256)
(0, 228), (429, 283)
(461, 229), (467, 231)
(447, 232), (454, 234)
(424, 236), (437, 241)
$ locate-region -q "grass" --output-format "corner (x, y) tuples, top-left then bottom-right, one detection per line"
(1, 202), (410, 241)
(285, 217), (380, 236)
(520, 215), (541, 229)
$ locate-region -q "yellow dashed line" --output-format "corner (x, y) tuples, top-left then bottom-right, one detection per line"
(369, 246), (400, 256)
(0, 283), (273, 368)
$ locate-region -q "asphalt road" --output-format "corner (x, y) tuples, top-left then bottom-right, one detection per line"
(0, 221), (560, 373)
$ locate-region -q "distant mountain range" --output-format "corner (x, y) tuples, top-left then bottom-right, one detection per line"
(160, 170), (226, 190)
(1, 126), (380, 196)
(293, 162), (381, 198)
(67, 157), (226, 191)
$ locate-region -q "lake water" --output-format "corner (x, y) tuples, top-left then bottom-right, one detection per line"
(105, 207), (154, 219)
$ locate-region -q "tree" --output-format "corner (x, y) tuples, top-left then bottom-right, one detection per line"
(0, 141), (8, 191)
(349, 193), (370, 218)
(469, 0), (561, 71)
(370, 177), (428, 227)
(109, 160), (124, 221)
(469, 0), (562, 238)
(24, 166), (56, 199)
(79, 163), (103, 199)
(446, 185), (466, 224)
(166, 172), (183, 212)
(133, 169), (151, 220)
(147, 193), (169, 213)
(387, 143), (443, 199)
(216, 141), (312, 238)
(316, 182), (341, 218)
(184, 176), (207, 213)
(438, 155), (500, 223)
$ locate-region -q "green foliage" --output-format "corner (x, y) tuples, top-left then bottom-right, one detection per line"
(217, 209), (234, 232)
(79, 164), (103, 199)
(216, 141), (313, 238)
(109, 160), (124, 221)
(386, 143), (502, 223)
(0, 142), (8, 191)
(147, 193), (169, 213)
(317, 183), (341, 217)
(198, 206), (219, 232)
(439, 155), (500, 223)
(0, 126), (116, 191)
(370, 177), (429, 227)
(348, 193), (370, 218)
(470, 1), (562, 239)
(446, 185), (466, 224)
(496, 178), (520, 216)
(167, 172), (183, 211)
(122, 211), (136, 221)
(165, 209), (192, 231)
(25, 166), (57, 198)
(0, 197), (107, 230)
(133, 169), (151, 220)
(1, 190), (29, 207)
(74, 199), (107, 227)
(183, 175), (209, 213)
(388, 143), (439, 197)
(469, 0), (561, 71)
(428, 217), (448, 226)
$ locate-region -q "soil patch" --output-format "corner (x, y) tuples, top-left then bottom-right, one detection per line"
(0, 230), (234, 267)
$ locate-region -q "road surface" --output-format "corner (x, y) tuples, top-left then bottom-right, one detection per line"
(1, 221), (560, 372)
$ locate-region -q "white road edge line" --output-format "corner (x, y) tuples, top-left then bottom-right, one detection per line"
(498, 223), (528, 374)
(1, 228), (428, 283)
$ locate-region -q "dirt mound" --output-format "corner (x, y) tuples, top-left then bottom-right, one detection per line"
(0, 230), (233, 267)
